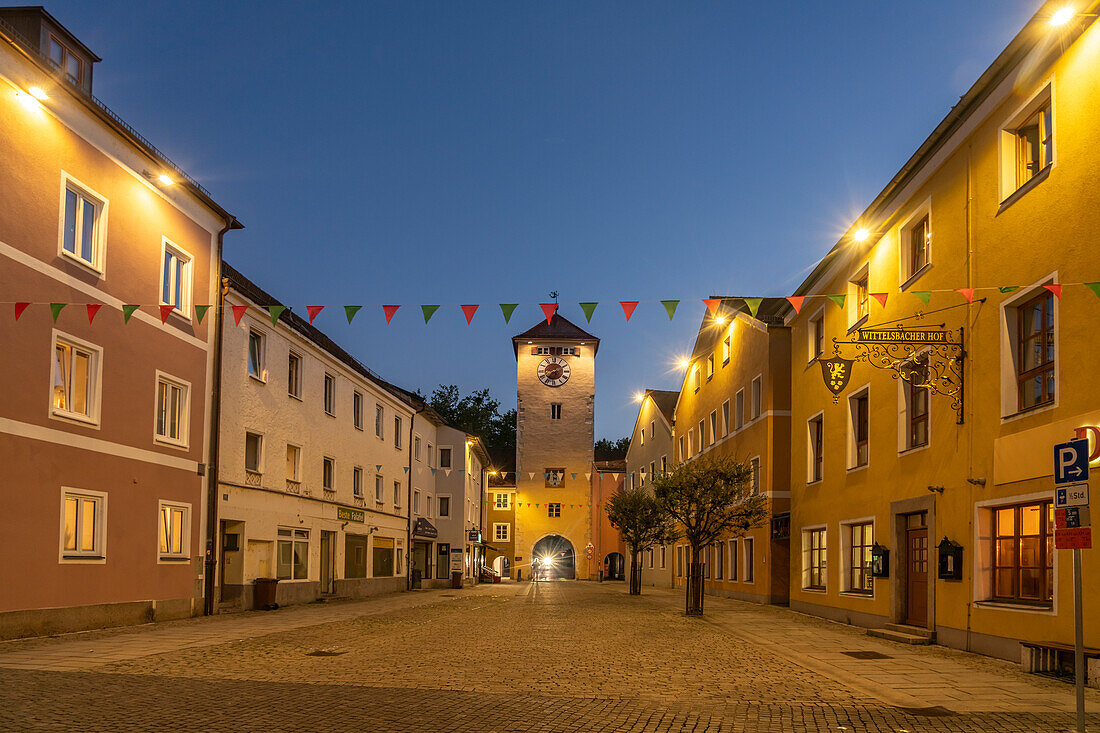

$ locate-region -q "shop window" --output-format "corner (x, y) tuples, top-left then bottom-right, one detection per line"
(728, 539), (738, 581)
(277, 528), (309, 580)
(743, 538), (754, 583)
(992, 501), (1053, 604)
(845, 522), (873, 594)
(803, 527), (826, 590)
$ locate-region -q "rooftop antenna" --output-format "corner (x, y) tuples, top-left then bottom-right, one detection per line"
(549, 291), (559, 314)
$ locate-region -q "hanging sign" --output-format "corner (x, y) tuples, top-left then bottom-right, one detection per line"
(856, 328), (952, 343)
(819, 356), (854, 396)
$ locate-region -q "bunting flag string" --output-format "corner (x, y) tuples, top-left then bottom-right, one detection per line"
(383, 305), (400, 324)
(195, 304), (212, 324)
(620, 301), (639, 321)
(50, 303), (66, 322)
(743, 297), (762, 318)
(267, 305), (286, 326)
(539, 303), (557, 324)
(956, 288), (975, 304)
(499, 303), (518, 323)
(232, 305), (248, 326)
(870, 292), (889, 308)
(912, 291), (931, 305)
(1087, 283), (1100, 299)
(579, 302), (598, 323)
(86, 304), (102, 324)
(1043, 284), (1063, 300)
(422, 305), (440, 324)
(786, 296), (804, 314)
(827, 294), (846, 309)
(159, 305), (176, 324)
(345, 305), (363, 324)
(703, 298), (722, 316)
(461, 304), (479, 324)
(661, 300), (679, 320)
(306, 305), (324, 324)
(14, 302), (30, 320)
(123, 304), (140, 323)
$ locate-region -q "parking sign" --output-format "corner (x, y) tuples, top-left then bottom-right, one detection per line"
(1054, 438), (1090, 486)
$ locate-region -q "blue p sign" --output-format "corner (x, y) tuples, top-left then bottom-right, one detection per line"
(1054, 438), (1089, 485)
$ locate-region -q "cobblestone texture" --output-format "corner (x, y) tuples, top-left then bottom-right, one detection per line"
(0, 581), (1096, 732)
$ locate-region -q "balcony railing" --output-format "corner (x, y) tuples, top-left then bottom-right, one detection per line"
(286, 479), (301, 494)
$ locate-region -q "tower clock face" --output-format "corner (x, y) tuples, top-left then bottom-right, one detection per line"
(537, 356), (570, 387)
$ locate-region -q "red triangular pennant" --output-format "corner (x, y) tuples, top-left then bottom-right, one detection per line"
(461, 304), (479, 324)
(871, 292), (889, 308)
(620, 301), (639, 321)
(1043, 284), (1063, 300)
(786, 296), (805, 313)
(306, 305), (324, 324)
(956, 288), (975, 303)
(702, 298), (722, 316)
(539, 303), (558, 324)
(86, 304), (103, 324)
(159, 305), (176, 324)
(383, 305), (400, 324)
(232, 305), (248, 326)
(14, 302), (30, 320)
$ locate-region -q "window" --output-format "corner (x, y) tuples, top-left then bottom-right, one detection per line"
(660, 546), (666, 569)
(648, 549), (654, 569)
(154, 373), (189, 446)
(51, 333), (100, 424)
(353, 391), (363, 429)
(60, 179), (104, 271)
(439, 447), (452, 468)
(693, 366), (700, 392)
(808, 415), (824, 482)
(993, 501), (1053, 604)
(48, 35), (84, 84)
(850, 269), (870, 327)
(353, 466), (363, 497)
(277, 528), (309, 580)
(413, 490), (420, 514)
(649, 461), (655, 484)
(494, 523), (510, 542)
(706, 354), (714, 380)
(245, 432), (263, 473)
(427, 444), (433, 466)
(804, 528), (826, 590)
(1012, 100), (1054, 193)
(544, 468), (565, 488)
(650, 421), (655, 441)
(722, 334), (731, 364)
(698, 420), (705, 450)
(61, 489), (105, 558)
(734, 390), (745, 430)
(247, 329), (265, 380)
(548, 503), (561, 518)
(721, 400), (730, 437)
(158, 502), (189, 559)
(322, 457), (335, 492)
(728, 539), (738, 581)
(715, 542), (724, 580)
(394, 417), (403, 448)
(550, 403), (562, 420)
(847, 522), (873, 594)
(901, 354), (930, 450)
(375, 474), (384, 502)
(849, 389), (869, 468)
(901, 213), (930, 285)
(287, 352), (302, 398)
(495, 493), (511, 510)
(286, 444), (300, 482)
(661, 456), (667, 474)
(750, 457), (760, 494)
(393, 480), (401, 506)
(744, 538), (754, 583)
(1016, 291), (1055, 410)
(535, 346), (578, 356)
(160, 240), (192, 316)
(709, 411), (717, 446)
(676, 546), (684, 577)
(375, 404), (384, 438)
(640, 427), (645, 446)
(810, 311), (824, 361)
(751, 376), (762, 420)
(323, 373), (336, 416)
(679, 436), (686, 462)
(414, 436), (422, 461)
(438, 496), (450, 517)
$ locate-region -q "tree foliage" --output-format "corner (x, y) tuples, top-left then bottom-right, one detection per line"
(605, 484), (678, 594)
(652, 455), (768, 615)
(425, 385), (515, 454)
(594, 437), (630, 460)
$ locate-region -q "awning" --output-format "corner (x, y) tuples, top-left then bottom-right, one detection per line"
(412, 518), (438, 539)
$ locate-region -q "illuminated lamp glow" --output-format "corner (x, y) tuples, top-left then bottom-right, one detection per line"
(678, 359), (690, 369)
(853, 228), (870, 242)
(28, 86), (48, 100)
(1050, 6), (1075, 25)
(157, 173), (174, 185)
(633, 392), (644, 402)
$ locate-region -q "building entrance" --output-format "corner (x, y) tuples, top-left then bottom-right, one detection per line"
(603, 552), (625, 580)
(905, 513), (929, 627)
(532, 535), (575, 580)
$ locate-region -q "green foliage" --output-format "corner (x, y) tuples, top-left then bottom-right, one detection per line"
(426, 385), (515, 453)
(605, 484), (678, 554)
(594, 437), (630, 460)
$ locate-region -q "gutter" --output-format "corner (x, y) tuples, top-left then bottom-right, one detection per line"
(203, 219), (242, 615)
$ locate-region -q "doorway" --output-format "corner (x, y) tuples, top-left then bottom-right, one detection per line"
(320, 531), (335, 595)
(531, 535), (575, 580)
(905, 513), (928, 627)
(603, 552), (625, 581)
(412, 541), (431, 586)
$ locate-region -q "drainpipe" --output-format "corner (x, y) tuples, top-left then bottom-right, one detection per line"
(405, 405), (424, 590)
(203, 216), (241, 616)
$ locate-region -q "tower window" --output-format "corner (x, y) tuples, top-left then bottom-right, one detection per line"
(550, 403), (562, 420)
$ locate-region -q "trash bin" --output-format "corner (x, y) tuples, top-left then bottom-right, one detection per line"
(451, 570), (463, 589)
(411, 569), (422, 589)
(253, 577), (279, 610)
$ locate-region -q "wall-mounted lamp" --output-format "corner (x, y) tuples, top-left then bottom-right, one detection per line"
(927, 485), (945, 494)
(966, 477), (986, 486)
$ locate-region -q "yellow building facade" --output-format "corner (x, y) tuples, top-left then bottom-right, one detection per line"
(786, 4), (1100, 661)
(672, 300), (792, 604)
(512, 314), (599, 580)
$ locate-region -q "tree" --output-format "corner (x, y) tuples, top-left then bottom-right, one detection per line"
(652, 456), (767, 615)
(594, 437), (630, 460)
(426, 385), (515, 456)
(605, 484), (678, 595)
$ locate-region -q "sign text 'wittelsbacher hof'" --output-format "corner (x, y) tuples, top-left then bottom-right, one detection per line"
(856, 328), (951, 344)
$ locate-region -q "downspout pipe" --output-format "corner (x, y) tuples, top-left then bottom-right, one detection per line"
(406, 405), (425, 591)
(204, 216), (242, 616)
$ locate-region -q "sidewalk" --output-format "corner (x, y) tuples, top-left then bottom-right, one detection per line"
(641, 584), (1100, 714)
(0, 583), (522, 672)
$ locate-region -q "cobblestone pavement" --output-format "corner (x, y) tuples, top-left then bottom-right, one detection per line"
(0, 581), (1097, 732)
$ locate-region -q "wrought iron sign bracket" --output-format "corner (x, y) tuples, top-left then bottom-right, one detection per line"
(826, 327), (966, 424)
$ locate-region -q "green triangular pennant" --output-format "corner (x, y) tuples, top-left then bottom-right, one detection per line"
(999, 286), (1020, 294)
(1086, 283), (1100, 300)
(827, 294), (846, 309)
(499, 304), (518, 323)
(344, 305), (362, 324)
(122, 304), (141, 323)
(50, 303), (66, 322)
(579, 302), (598, 322)
(743, 297), (762, 318)
(194, 305), (211, 323)
(267, 305), (286, 326)
(421, 305), (440, 323)
(660, 300), (679, 320)
(912, 290), (931, 305)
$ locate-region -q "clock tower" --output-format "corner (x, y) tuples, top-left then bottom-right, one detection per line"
(512, 312), (599, 580)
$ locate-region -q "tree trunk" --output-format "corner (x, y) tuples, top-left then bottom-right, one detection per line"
(685, 544), (705, 615)
(629, 551), (642, 595)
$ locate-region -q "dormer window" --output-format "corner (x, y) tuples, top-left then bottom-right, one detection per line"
(48, 35), (83, 85)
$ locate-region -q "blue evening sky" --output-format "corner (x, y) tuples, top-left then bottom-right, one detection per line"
(48, 0), (1039, 441)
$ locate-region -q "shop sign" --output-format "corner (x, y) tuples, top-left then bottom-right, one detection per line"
(336, 506), (365, 523)
(467, 530), (481, 542)
(413, 518), (438, 538)
(819, 356), (853, 396)
(856, 328), (951, 343)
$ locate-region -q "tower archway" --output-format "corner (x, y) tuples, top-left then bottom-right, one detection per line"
(531, 534), (576, 580)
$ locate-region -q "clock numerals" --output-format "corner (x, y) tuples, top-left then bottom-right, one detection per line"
(537, 356), (571, 387)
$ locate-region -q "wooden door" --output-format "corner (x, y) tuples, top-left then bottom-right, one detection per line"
(906, 526), (929, 627)
(320, 531), (334, 594)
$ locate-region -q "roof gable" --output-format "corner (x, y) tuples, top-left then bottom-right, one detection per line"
(512, 313), (599, 356)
